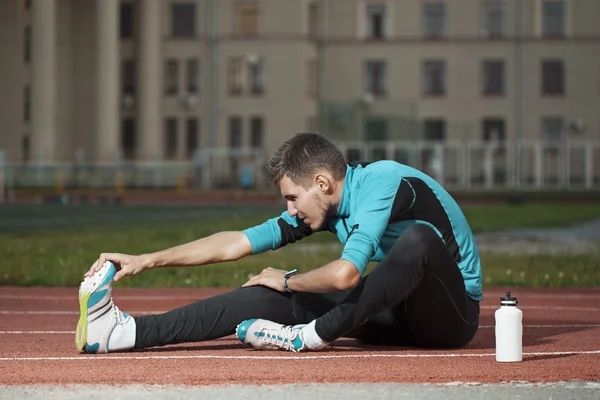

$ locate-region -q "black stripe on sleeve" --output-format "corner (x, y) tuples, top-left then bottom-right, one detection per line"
(277, 217), (313, 247)
(389, 178), (416, 223)
(388, 177), (462, 263)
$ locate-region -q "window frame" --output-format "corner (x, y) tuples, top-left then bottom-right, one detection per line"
(364, 60), (388, 97)
(422, 59), (446, 96)
(171, 2), (196, 38)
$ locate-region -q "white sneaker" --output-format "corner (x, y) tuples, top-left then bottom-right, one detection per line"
(236, 319), (307, 352)
(75, 261), (135, 353)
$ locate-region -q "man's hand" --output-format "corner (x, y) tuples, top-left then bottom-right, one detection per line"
(242, 267), (287, 292)
(84, 253), (148, 282)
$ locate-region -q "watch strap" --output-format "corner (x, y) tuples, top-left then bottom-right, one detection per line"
(283, 268), (299, 293)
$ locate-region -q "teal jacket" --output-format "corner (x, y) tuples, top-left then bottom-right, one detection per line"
(243, 160), (483, 301)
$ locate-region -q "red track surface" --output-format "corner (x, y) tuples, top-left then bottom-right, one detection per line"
(1, 287), (599, 385)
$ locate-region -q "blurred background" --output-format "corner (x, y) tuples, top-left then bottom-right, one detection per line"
(0, 0), (599, 288)
(0, 0), (599, 198)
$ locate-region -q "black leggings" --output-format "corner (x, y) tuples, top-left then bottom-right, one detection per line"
(134, 224), (480, 349)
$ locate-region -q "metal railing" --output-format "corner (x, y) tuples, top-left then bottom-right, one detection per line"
(1, 139), (599, 198)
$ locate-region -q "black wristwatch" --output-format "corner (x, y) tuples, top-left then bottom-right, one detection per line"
(282, 269), (299, 293)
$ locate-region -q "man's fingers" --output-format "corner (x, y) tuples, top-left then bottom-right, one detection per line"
(84, 260), (99, 277)
(242, 275), (260, 287)
(113, 269), (124, 282)
(98, 253), (121, 268)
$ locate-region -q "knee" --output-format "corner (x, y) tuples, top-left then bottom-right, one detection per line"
(387, 224), (441, 261)
(402, 224), (442, 249)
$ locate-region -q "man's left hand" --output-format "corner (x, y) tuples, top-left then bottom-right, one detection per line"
(242, 267), (288, 292)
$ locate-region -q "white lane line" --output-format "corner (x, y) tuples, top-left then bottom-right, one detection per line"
(2, 293), (600, 301)
(2, 325), (599, 335)
(1, 350), (600, 361)
(0, 331), (76, 334)
(481, 305), (599, 312)
(0, 295), (211, 301)
(479, 324), (600, 328)
(2, 305), (598, 315)
(0, 311), (162, 315)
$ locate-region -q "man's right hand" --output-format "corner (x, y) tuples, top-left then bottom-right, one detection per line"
(85, 253), (149, 282)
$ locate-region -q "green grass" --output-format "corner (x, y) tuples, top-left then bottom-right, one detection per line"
(461, 203), (600, 233)
(1, 203), (599, 288)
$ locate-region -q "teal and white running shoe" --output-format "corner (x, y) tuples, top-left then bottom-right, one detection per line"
(236, 319), (307, 352)
(75, 261), (135, 353)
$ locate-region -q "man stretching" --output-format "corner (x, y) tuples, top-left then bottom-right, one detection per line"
(76, 132), (482, 354)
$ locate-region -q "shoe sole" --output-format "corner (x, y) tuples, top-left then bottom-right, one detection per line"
(75, 263), (113, 352)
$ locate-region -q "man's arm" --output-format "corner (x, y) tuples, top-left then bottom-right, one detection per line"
(285, 260), (361, 293)
(242, 259), (361, 293)
(89, 231), (253, 281)
(142, 231), (253, 268)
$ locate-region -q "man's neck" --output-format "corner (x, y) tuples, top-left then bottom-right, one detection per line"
(330, 177), (345, 214)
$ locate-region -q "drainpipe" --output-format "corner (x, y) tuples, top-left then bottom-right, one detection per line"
(514, 0), (526, 188)
(317, 0), (328, 134)
(205, 0), (220, 189)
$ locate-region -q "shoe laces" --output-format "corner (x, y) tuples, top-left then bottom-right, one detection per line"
(259, 325), (298, 351)
(113, 305), (125, 325)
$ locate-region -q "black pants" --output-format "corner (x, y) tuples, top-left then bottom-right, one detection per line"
(134, 224), (480, 349)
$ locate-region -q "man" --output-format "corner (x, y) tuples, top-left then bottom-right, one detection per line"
(77, 132), (482, 354)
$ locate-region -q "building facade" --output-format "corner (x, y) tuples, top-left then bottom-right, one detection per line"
(0, 0), (599, 169)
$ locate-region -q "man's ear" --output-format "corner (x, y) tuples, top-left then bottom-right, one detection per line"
(314, 174), (332, 194)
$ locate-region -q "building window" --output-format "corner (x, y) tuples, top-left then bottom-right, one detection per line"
(248, 56), (265, 95)
(250, 116), (264, 148)
(541, 116), (565, 142)
(542, 59), (564, 95)
(367, 4), (387, 40)
(186, 118), (199, 159)
(164, 118), (178, 160)
(364, 60), (387, 97)
(424, 2), (446, 38)
(121, 118), (136, 160)
(122, 59), (136, 95)
(229, 116), (243, 182)
(542, 0), (565, 37)
(228, 57), (244, 95)
(307, 58), (317, 98)
(422, 119), (445, 177)
(482, 1), (504, 37)
(234, 3), (260, 36)
(307, 2), (319, 37)
(165, 59), (179, 95)
(171, 3), (196, 38)
(186, 59), (199, 93)
(229, 56), (264, 95)
(482, 118), (506, 141)
(423, 60), (446, 96)
(23, 86), (30, 123)
(229, 116), (243, 148)
(22, 135), (30, 162)
(24, 26), (31, 63)
(120, 2), (134, 38)
(482, 60), (505, 96)
(424, 119), (446, 141)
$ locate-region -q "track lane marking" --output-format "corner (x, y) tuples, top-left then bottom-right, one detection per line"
(3, 324), (600, 334)
(2, 305), (598, 315)
(1, 350), (600, 361)
(2, 293), (599, 301)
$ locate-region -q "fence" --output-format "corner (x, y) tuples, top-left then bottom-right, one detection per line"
(1, 139), (600, 200)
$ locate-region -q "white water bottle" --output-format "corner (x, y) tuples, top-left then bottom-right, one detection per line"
(495, 291), (523, 362)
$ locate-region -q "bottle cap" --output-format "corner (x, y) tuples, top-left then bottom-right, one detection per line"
(501, 291), (518, 306)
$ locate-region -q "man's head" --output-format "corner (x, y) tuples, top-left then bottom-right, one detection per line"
(267, 133), (347, 231)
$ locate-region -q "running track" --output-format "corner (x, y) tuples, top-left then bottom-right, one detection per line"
(1, 287), (599, 385)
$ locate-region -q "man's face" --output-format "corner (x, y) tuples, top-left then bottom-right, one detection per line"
(279, 176), (330, 231)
